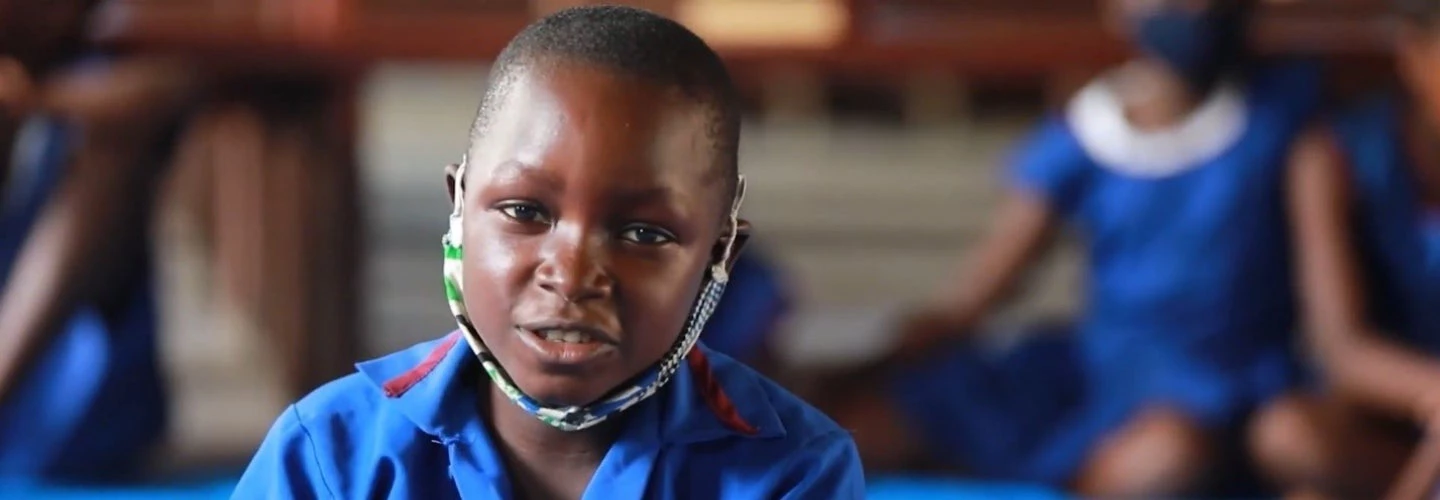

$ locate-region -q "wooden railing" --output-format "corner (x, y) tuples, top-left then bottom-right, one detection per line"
(94, 0), (1392, 69)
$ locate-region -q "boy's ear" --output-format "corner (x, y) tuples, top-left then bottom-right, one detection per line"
(716, 219), (752, 272)
(444, 163), (460, 206)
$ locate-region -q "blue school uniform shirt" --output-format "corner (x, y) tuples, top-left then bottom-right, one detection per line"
(233, 333), (864, 499)
(1331, 95), (1440, 352)
(0, 115), (167, 482)
(1010, 61), (1319, 427)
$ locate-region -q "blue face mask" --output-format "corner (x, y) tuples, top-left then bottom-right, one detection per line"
(1133, 4), (1246, 92)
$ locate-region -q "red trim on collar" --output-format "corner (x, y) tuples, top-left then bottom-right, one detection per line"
(685, 348), (760, 436)
(382, 333), (462, 398)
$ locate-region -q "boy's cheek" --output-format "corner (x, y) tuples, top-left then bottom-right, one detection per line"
(461, 230), (532, 313)
(617, 277), (703, 347)
(464, 219), (529, 271)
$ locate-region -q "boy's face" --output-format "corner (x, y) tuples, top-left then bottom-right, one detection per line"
(1399, 22), (1440, 126)
(451, 63), (741, 408)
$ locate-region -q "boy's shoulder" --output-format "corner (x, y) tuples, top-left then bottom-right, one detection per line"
(279, 336), (851, 447)
(653, 345), (863, 497)
(693, 344), (846, 444)
(240, 336), (862, 498)
(288, 370), (388, 425)
(285, 334), (465, 439)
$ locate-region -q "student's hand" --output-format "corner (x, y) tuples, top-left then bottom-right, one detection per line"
(0, 57), (34, 119)
(888, 307), (970, 364)
(1387, 406), (1440, 500)
(1414, 390), (1440, 433)
(41, 58), (198, 136)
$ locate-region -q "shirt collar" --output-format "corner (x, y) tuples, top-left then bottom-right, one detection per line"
(354, 332), (786, 445)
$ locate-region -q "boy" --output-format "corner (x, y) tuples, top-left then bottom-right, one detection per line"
(233, 7), (864, 499)
(1248, 1), (1440, 497)
(824, 0), (1318, 496)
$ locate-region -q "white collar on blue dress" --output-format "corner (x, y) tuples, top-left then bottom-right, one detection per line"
(1065, 70), (1249, 178)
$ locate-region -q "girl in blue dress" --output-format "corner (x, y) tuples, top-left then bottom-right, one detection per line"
(825, 0), (1319, 496)
(1247, 2), (1440, 498)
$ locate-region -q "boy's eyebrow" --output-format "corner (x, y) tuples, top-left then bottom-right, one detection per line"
(609, 185), (675, 206)
(489, 160), (564, 191)
(488, 159), (694, 210)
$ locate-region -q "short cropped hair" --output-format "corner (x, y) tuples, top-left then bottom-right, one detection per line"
(470, 6), (741, 198)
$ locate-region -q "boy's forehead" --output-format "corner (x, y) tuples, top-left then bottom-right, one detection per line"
(468, 64), (723, 192)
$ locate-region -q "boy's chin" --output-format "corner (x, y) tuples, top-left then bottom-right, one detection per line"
(514, 375), (618, 409)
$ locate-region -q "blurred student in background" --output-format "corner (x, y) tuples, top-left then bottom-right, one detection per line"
(0, 0), (192, 483)
(700, 250), (794, 378)
(1248, 1), (1440, 498)
(823, 0), (1320, 496)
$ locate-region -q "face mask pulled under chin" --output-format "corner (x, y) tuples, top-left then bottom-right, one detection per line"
(1132, 4), (1247, 93)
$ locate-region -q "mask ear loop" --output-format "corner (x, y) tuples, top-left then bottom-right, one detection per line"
(445, 156), (483, 355)
(449, 156), (468, 238)
(710, 175), (746, 284)
(452, 156), (468, 212)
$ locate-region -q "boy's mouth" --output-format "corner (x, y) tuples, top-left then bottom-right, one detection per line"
(536, 328), (601, 344)
(514, 323), (619, 366)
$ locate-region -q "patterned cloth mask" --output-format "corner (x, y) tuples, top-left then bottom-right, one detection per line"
(442, 157), (746, 431)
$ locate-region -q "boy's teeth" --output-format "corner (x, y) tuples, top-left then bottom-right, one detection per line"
(541, 329), (592, 344)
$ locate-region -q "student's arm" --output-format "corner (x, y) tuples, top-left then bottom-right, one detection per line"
(932, 189), (1058, 324)
(0, 58), (34, 203)
(891, 117), (1081, 362)
(1386, 431), (1440, 500)
(233, 406), (336, 500)
(0, 60), (192, 405)
(1288, 126), (1440, 423)
(891, 191), (1058, 359)
(775, 431), (866, 500)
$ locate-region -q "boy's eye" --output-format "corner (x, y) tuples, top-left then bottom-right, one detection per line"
(496, 202), (551, 225)
(618, 224), (676, 246)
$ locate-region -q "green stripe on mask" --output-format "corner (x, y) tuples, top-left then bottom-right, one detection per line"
(444, 244), (464, 260)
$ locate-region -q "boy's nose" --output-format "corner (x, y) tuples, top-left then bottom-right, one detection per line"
(535, 228), (613, 303)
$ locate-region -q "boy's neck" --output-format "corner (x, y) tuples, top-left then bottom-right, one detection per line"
(1114, 59), (1210, 132)
(482, 382), (620, 498)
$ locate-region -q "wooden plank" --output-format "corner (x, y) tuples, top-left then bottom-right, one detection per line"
(94, 0), (1395, 64)
(95, 1), (1393, 72)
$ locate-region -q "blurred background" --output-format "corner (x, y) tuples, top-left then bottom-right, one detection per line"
(0, 0), (1416, 497)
